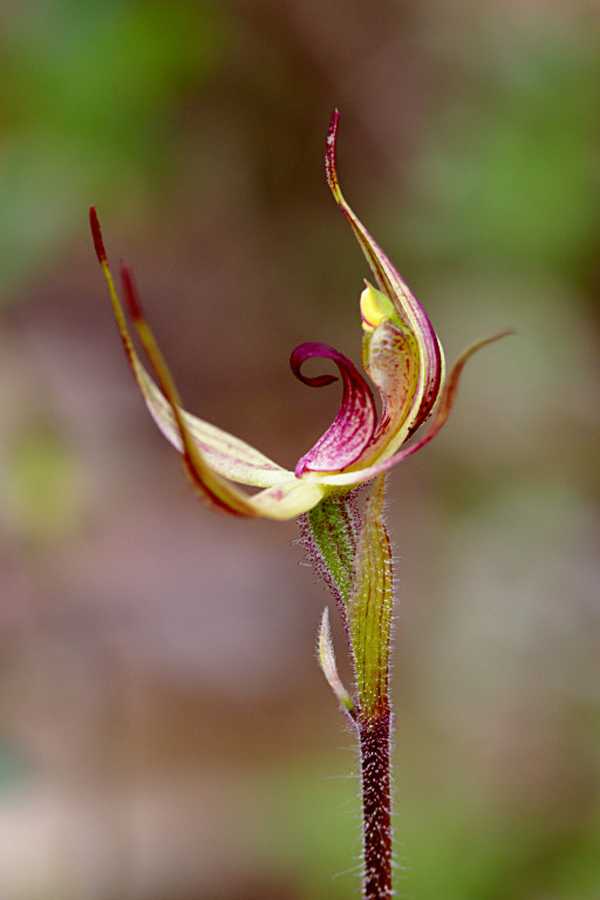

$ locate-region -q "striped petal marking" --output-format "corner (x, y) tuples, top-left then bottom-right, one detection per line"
(291, 342), (377, 477)
(361, 314), (420, 462)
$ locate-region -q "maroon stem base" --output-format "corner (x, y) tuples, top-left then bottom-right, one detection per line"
(358, 709), (392, 900)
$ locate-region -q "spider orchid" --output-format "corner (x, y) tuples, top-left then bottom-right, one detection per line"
(90, 110), (511, 900)
(90, 110), (508, 521)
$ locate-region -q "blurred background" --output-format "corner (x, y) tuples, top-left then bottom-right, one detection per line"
(1, 1), (599, 898)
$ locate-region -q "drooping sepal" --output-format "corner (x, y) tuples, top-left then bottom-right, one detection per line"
(89, 207), (327, 520)
(317, 607), (355, 716)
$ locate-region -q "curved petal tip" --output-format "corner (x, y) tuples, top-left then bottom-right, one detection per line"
(291, 341), (376, 477)
(89, 206), (107, 264)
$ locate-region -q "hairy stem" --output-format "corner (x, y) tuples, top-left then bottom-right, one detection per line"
(359, 707), (392, 900)
(307, 477), (394, 897)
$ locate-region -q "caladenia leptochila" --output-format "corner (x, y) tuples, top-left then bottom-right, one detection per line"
(90, 110), (511, 899)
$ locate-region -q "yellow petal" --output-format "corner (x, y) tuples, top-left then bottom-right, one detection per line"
(250, 478), (328, 520)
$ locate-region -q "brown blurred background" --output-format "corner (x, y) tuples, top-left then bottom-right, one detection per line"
(1, 1), (600, 898)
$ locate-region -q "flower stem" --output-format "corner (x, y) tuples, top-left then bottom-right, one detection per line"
(306, 477), (394, 897)
(358, 706), (393, 900)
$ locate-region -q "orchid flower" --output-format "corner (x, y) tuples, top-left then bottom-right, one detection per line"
(89, 110), (508, 523)
(90, 110), (510, 900)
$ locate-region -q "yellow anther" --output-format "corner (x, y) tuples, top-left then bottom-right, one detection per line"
(360, 282), (396, 332)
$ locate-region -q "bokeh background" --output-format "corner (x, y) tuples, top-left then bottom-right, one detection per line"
(1, 1), (599, 898)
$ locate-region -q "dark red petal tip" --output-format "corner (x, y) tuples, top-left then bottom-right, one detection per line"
(290, 344), (338, 388)
(89, 206), (107, 264)
(120, 264), (143, 321)
(325, 108), (340, 189)
(328, 107), (340, 138)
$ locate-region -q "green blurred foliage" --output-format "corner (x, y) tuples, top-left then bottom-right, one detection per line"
(0, 0), (224, 292)
(405, 22), (600, 282)
(6, 421), (81, 545)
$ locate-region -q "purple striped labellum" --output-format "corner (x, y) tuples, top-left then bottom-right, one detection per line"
(90, 110), (511, 900)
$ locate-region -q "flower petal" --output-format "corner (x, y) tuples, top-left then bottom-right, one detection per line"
(325, 110), (444, 449)
(361, 319), (420, 461)
(137, 370), (292, 487)
(122, 266), (326, 518)
(314, 331), (513, 487)
(90, 209), (293, 489)
(291, 341), (377, 476)
(90, 208), (319, 519)
(250, 478), (327, 519)
(119, 264), (259, 516)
